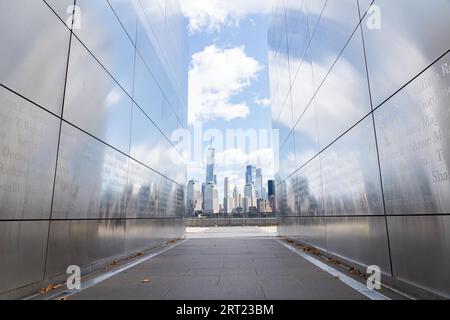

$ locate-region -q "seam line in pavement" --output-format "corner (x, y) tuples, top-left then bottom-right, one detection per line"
(276, 240), (391, 301)
(44, 239), (189, 300)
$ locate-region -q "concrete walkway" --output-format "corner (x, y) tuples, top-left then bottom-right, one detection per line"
(66, 227), (374, 300)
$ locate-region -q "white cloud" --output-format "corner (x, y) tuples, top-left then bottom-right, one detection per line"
(179, 0), (273, 34)
(105, 87), (123, 107)
(216, 148), (274, 169)
(188, 45), (262, 124)
(255, 97), (271, 108)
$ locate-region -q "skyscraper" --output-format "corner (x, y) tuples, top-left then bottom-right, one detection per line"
(243, 197), (250, 214)
(205, 145), (215, 183)
(224, 177), (230, 198)
(204, 182), (219, 214)
(244, 183), (256, 207)
(223, 177), (233, 214)
(187, 180), (202, 214)
(245, 165), (256, 185)
(268, 180), (275, 197)
(233, 185), (239, 210)
(255, 168), (263, 199)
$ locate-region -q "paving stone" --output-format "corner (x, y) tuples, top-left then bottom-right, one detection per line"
(70, 227), (368, 300)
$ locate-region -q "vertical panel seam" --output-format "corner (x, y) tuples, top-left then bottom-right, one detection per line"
(357, 0), (394, 277)
(42, 0), (76, 279)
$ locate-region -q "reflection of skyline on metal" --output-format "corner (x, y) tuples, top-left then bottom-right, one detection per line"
(269, 0), (450, 299)
(0, 0), (187, 297)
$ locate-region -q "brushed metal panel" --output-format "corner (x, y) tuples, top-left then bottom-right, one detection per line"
(159, 97), (180, 140)
(52, 123), (128, 220)
(45, 219), (126, 278)
(124, 218), (184, 253)
(0, 0), (70, 115)
(295, 157), (324, 216)
(75, 0), (135, 94)
(0, 221), (48, 294)
(362, 0), (450, 106)
(286, 0), (310, 80)
(133, 54), (164, 128)
(326, 216), (391, 275)
(275, 185), (283, 215)
(44, 0), (75, 23)
(159, 179), (179, 218)
(293, 94), (319, 168)
(315, 27), (372, 149)
(388, 215), (450, 299)
(126, 160), (162, 219)
(277, 102), (294, 149)
(309, 0), (360, 89)
(277, 216), (296, 237)
(64, 37), (132, 154)
(136, 20), (171, 101)
(305, 0), (327, 37)
(130, 105), (184, 183)
(279, 176), (297, 217)
(107, 0), (138, 42)
(278, 216), (327, 251)
(321, 116), (384, 216)
(375, 53), (450, 215)
(277, 132), (296, 183)
(175, 184), (186, 217)
(357, 0), (373, 18)
(0, 86), (59, 220)
(291, 51), (315, 127)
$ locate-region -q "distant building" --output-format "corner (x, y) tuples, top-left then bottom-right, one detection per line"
(255, 168), (263, 199)
(223, 177), (233, 213)
(245, 165), (256, 185)
(205, 145), (215, 183)
(233, 185), (239, 210)
(224, 197), (234, 214)
(224, 177), (230, 198)
(244, 183), (256, 207)
(243, 197), (250, 213)
(268, 180), (276, 212)
(257, 198), (272, 213)
(186, 180), (202, 214)
(268, 180), (275, 197)
(204, 182), (219, 214)
(248, 206), (258, 214)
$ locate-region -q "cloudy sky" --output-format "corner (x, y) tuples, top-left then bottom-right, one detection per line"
(179, 0), (275, 199)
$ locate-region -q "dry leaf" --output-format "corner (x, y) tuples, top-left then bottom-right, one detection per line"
(349, 267), (360, 275)
(40, 284), (53, 294)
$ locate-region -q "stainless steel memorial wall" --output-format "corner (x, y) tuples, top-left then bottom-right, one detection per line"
(269, 0), (450, 298)
(0, 0), (188, 296)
